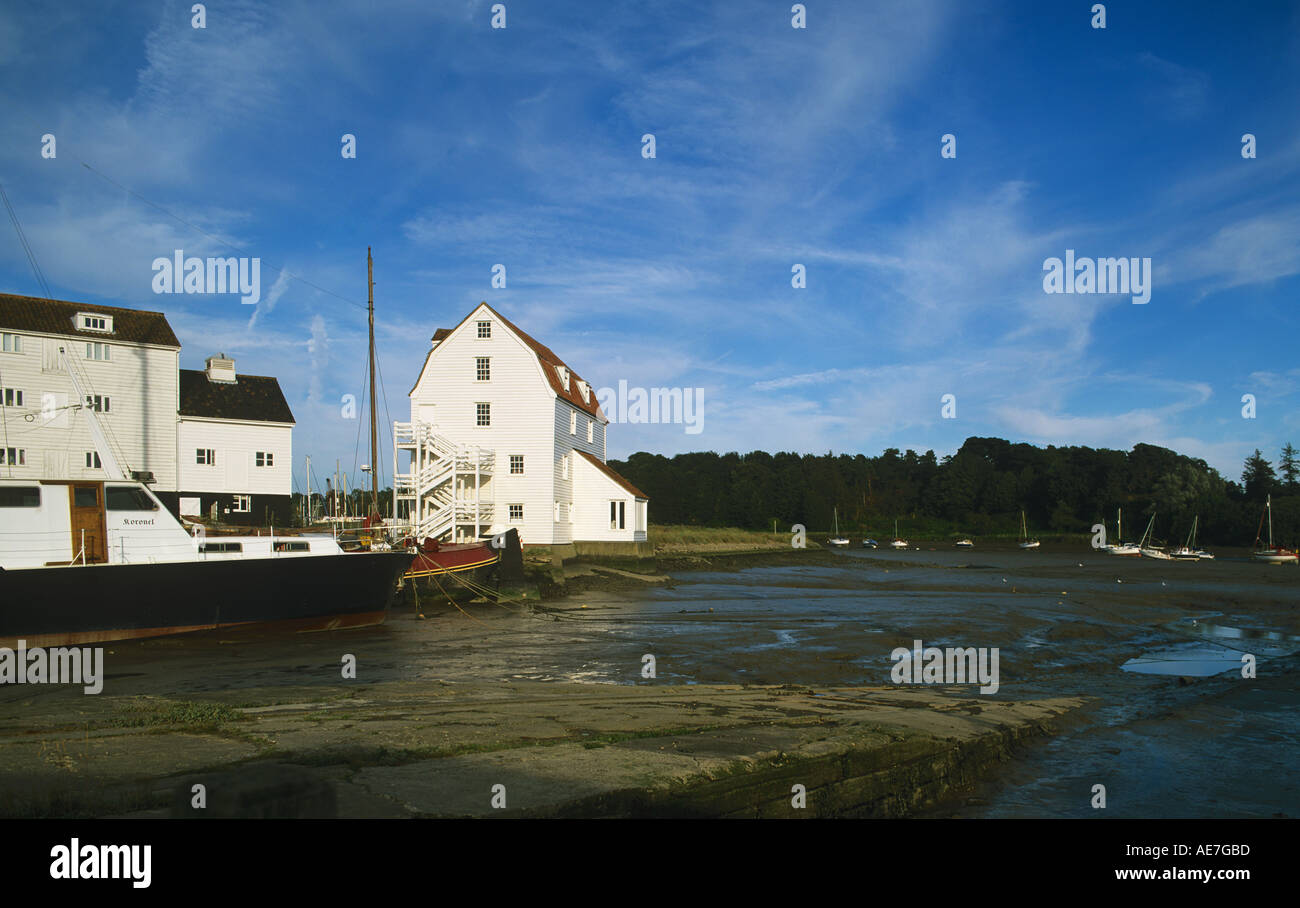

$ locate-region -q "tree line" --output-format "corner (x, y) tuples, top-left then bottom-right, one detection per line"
(612, 438), (1300, 547)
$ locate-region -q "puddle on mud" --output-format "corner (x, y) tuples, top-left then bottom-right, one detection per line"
(1121, 619), (1300, 677)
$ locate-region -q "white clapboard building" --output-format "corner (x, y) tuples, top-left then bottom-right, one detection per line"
(395, 302), (648, 546)
(176, 354), (295, 524)
(0, 293), (293, 525)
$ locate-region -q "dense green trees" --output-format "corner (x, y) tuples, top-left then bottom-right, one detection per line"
(613, 438), (1300, 547)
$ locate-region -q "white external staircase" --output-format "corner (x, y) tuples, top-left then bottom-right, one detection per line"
(393, 421), (495, 542)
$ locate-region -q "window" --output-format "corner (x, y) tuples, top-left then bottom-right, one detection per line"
(477, 320), (491, 338)
(84, 394), (110, 412)
(1, 448), (25, 466)
(85, 452), (102, 469)
(273, 541), (311, 552)
(196, 449), (216, 465)
(256, 452), (274, 467)
(610, 500), (626, 530)
(78, 314), (111, 332)
(508, 503), (523, 521)
(569, 410), (576, 434)
(555, 365), (569, 391)
(587, 419), (594, 444)
(577, 380), (590, 403)
(476, 357), (490, 381)
(554, 501), (561, 522)
(476, 402), (490, 426)
(232, 495), (251, 513)
(85, 342), (110, 361)
(0, 486), (39, 507)
(2, 388), (22, 407)
(568, 501), (574, 523)
(0, 333), (21, 353)
(106, 486), (157, 511)
(509, 455), (524, 474)
(562, 454), (570, 480)
(200, 541), (243, 554)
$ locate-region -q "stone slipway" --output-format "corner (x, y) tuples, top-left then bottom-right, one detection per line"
(0, 681), (1087, 818)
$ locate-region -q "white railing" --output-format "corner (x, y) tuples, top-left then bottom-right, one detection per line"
(393, 420), (495, 541)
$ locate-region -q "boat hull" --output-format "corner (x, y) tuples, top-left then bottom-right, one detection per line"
(404, 542), (501, 600)
(0, 551), (413, 647)
(405, 543), (499, 578)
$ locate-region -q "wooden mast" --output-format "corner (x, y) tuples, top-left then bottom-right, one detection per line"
(367, 248), (379, 520)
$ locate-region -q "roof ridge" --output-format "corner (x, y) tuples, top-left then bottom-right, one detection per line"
(437, 302), (604, 421)
(0, 292), (170, 318)
(180, 367), (280, 380)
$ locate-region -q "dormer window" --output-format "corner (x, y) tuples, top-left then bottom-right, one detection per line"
(477, 320), (491, 339)
(577, 380), (590, 404)
(77, 313), (112, 333)
(555, 365), (570, 391)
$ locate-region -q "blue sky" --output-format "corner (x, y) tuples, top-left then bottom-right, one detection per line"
(2, 0), (1298, 493)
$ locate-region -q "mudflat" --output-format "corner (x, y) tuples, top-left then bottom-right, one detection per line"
(0, 543), (1295, 817)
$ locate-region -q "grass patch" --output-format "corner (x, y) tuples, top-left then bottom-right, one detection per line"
(109, 698), (246, 730)
(651, 525), (796, 553)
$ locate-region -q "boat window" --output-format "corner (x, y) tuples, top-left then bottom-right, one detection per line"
(0, 486), (40, 507)
(199, 542), (243, 553)
(273, 541), (310, 552)
(73, 487), (98, 508)
(106, 486), (158, 511)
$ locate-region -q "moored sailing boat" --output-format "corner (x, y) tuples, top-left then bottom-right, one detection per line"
(1018, 510), (1040, 549)
(1170, 515), (1204, 561)
(1137, 513), (1171, 560)
(889, 519), (908, 549)
(827, 507), (850, 547)
(1105, 507), (1141, 556)
(360, 250), (501, 587)
(1253, 495), (1298, 564)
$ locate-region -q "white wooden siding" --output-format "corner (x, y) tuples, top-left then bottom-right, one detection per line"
(409, 304), (556, 543)
(0, 333), (179, 489)
(177, 418), (293, 495)
(571, 454), (645, 542)
(407, 302), (641, 545)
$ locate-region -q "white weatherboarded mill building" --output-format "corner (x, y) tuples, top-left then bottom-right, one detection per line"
(0, 293), (295, 525)
(394, 303), (648, 546)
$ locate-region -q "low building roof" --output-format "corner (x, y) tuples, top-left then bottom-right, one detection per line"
(575, 450), (649, 499)
(0, 293), (181, 348)
(179, 369), (295, 423)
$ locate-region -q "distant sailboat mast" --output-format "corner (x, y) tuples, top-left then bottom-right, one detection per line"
(367, 247), (380, 521)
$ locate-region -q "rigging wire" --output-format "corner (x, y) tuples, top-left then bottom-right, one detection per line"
(78, 162), (369, 315)
(0, 180), (53, 300)
(0, 180), (49, 477)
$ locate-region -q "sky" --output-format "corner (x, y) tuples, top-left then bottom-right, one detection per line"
(1, 0), (1298, 494)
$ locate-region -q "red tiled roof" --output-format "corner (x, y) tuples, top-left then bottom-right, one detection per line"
(0, 292), (181, 347)
(575, 450), (648, 499)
